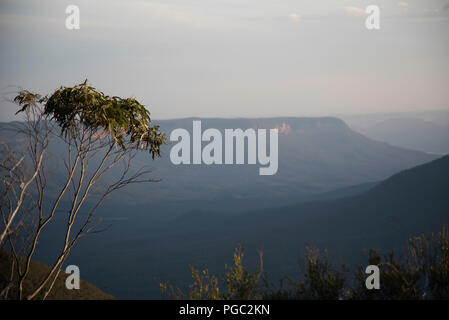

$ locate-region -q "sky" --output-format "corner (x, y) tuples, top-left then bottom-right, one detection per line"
(0, 0), (448, 121)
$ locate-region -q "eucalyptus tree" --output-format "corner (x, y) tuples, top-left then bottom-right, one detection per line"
(0, 80), (165, 299)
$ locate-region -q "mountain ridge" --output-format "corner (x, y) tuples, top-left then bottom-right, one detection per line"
(0, 117), (439, 215)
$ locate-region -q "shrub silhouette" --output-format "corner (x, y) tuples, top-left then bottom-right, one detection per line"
(161, 226), (449, 300)
(160, 245), (264, 300)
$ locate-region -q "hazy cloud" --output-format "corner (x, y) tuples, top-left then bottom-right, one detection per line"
(0, 0), (448, 121)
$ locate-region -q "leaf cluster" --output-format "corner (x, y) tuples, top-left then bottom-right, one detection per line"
(14, 80), (166, 158)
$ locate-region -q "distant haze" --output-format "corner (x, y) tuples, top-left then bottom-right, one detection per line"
(1, 0), (449, 121)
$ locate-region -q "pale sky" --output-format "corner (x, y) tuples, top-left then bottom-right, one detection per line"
(1, 0), (448, 121)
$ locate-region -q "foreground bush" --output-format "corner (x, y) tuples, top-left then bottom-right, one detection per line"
(161, 226), (449, 300)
